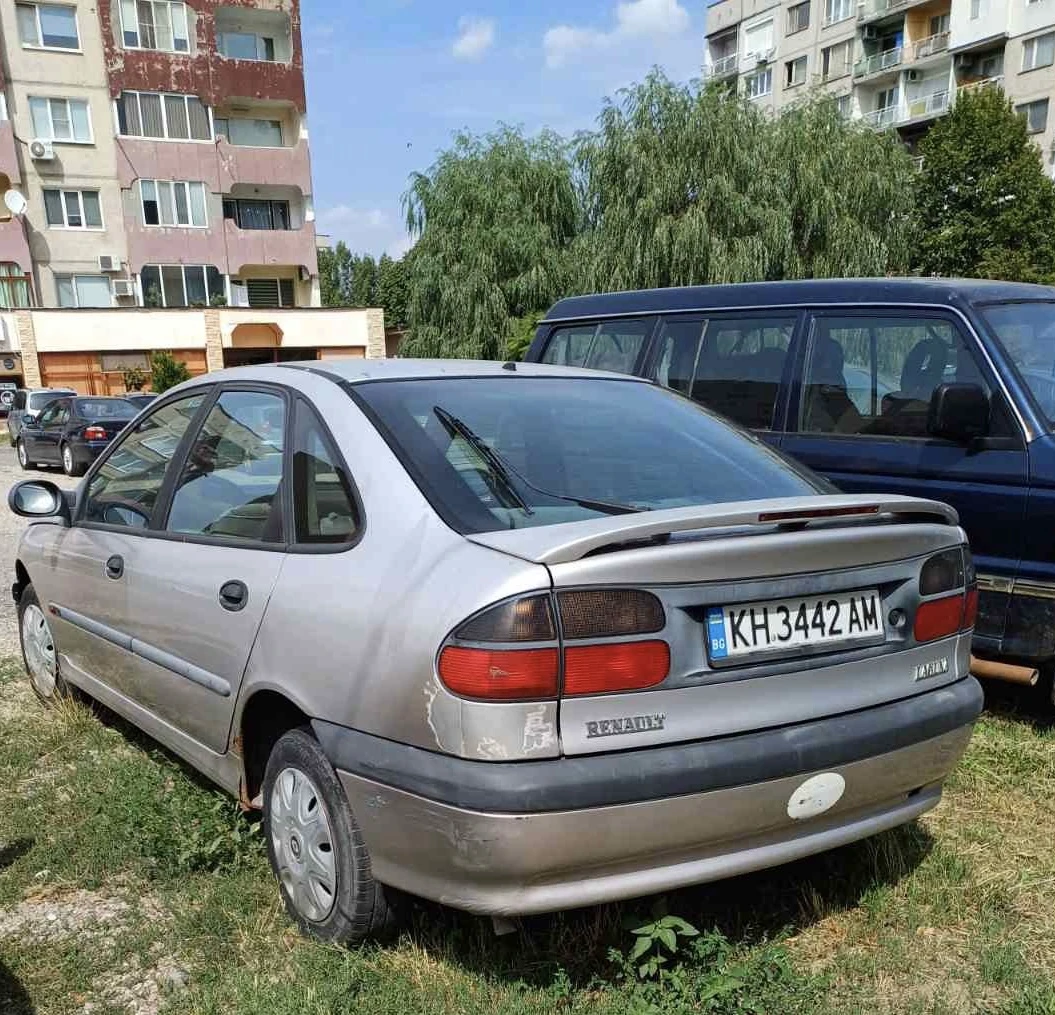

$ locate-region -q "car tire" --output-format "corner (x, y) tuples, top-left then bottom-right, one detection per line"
(262, 728), (391, 944)
(61, 443), (84, 478)
(18, 584), (67, 703)
(16, 439), (33, 471)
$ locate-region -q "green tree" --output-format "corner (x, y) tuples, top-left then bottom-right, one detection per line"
(914, 86), (1055, 281)
(376, 253), (410, 330)
(319, 241), (354, 307)
(122, 365), (147, 392)
(151, 351), (191, 393)
(348, 254), (378, 308)
(401, 126), (579, 359)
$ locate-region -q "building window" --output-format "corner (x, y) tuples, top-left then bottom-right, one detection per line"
(835, 93), (852, 119)
(117, 91), (210, 141)
(744, 67), (773, 99)
(785, 56), (808, 88)
(822, 40), (852, 79)
(120, 0), (190, 52)
(233, 278), (296, 309)
(1023, 32), (1055, 72)
(743, 20), (773, 61)
(217, 31), (276, 61)
(222, 198), (291, 230)
(824, 0), (854, 25)
(16, 3), (79, 49)
(969, 0), (988, 17)
(0, 264), (32, 309)
(140, 265), (224, 307)
(43, 189), (103, 229)
(140, 180), (207, 227)
(56, 275), (112, 309)
(1018, 98), (1049, 134)
(213, 117), (284, 147)
(29, 96), (91, 142)
(787, 1), (810, 35)
(929, 13), (950, 36)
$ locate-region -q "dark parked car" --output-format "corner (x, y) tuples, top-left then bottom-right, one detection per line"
(124, 393), (158, 410)
(7, 388), (76, 445)
(527, 278), (1055, 695)
(17, 396), (139, 476)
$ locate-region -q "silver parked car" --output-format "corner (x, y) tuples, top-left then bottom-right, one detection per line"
(9, 361), (983, 943)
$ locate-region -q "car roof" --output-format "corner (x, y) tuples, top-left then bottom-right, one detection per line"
(541, 277), (1055, 322)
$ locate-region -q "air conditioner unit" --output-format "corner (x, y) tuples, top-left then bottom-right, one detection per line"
(111, 279), (135, 298)
(98, 254), (122, 272)
(862, 25), (880, 41)
(907, 69), (922, 82)
(29, 139), (54, 161)
(954, 53), (976, 72)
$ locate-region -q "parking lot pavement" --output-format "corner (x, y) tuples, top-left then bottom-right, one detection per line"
(0, 444), (78, 657)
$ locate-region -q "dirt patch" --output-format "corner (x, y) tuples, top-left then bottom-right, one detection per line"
(84, 948), (191, 1015)
(0, 889), (144, 944)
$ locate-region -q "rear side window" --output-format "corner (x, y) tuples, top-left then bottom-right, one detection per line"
(540, 319), (653, 374)
(651, 315), (796, 429)
(292, 402), (359, 545)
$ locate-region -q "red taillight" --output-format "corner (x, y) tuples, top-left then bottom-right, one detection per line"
(437, 646), (559, 700)
(962, 586), (979, 631)
(563, 641), (670, 696)
(84, 426), (107, 441)
(914, 594), (965, 643)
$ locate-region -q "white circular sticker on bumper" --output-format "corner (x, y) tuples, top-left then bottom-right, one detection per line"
(787, 773), (846, 820)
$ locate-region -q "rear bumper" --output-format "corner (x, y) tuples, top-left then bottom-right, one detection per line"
(317, 678), (982, 916)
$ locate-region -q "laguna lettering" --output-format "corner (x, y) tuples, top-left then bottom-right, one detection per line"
(585, 714), (666, 739)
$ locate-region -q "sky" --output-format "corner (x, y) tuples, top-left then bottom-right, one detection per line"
(302, 0), (705, 259)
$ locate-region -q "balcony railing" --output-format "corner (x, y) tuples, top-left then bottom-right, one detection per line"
(907, 90), (950, 119)
(913, 32), (949, 60)
(957, 75), (1003, 94)
(705, 53), (738, 78)
(863, 106), (899, 128)
(854, 47), (903, 78)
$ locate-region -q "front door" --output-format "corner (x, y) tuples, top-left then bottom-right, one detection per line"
(29, 399), (69, 464)
(782, 310), (1029, 643)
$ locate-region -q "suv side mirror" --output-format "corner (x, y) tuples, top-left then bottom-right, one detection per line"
(8, 480), (71, 526)
(929, 383), (990, 443)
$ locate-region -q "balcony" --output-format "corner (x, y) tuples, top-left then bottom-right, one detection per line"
(223, 221), (317, 274)
(906, 89), (950, 121)
(913, 32), (949, 61)
(863, 106), (900, 128)
(854, 47), (903, 79)
(858, 0), (929, 25)
(957, 75), (1003, 94)
(705, 53), (738, 79)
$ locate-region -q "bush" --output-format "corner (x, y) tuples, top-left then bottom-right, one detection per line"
(151, 351), (192, 392)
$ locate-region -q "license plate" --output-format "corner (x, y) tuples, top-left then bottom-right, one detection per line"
(706, 590), (884, 663)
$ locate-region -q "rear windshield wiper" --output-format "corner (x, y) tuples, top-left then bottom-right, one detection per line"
(432, 406), (642, 518)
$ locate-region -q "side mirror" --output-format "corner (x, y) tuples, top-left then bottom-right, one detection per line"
(21, 413), (35, 425)
(928, 383), (990, 443)
(8, 480), (71, 525)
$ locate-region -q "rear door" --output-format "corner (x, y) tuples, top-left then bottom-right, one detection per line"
(782, 309), (1028, 641)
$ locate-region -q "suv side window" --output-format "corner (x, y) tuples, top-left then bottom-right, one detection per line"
(167, 390), (286, 544)
(292, 402), (359, 545)
(82, 393), (207, 529)
(541, 319), (653, 374)
(651, 314), (796, 429)
(800, 314), (1006, 438)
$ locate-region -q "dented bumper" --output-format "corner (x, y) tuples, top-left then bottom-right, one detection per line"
(314, 678), (982, 916)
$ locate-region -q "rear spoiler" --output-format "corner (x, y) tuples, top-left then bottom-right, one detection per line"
(467, 495), (959, 566)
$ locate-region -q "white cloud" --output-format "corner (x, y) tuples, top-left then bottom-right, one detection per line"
(316, 206), (412, 259)
(544, 0), (690, 69)
(452, 17), (496, 61)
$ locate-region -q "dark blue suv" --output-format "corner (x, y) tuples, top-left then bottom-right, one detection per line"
(526, 278), (1055, 688)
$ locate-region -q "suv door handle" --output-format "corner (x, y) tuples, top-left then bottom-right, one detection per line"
(105, 555), (124, 580)
(219, 580), (248, 612)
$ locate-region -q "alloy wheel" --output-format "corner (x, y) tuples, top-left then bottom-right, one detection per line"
(62, 445), (73, 475)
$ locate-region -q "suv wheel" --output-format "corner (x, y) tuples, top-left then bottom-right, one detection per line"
(262, 728), (391, 944)
(16, 439), (32, 470)
(18, 584), (66, 702)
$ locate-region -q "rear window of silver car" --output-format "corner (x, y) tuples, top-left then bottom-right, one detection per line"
(355, 376), (828, 534)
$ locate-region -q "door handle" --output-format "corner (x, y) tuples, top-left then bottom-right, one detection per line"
(219, 580), (248, 613)
(105, 555), (124, 580)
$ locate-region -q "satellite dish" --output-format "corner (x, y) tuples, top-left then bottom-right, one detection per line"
(4, 190), (27, 216)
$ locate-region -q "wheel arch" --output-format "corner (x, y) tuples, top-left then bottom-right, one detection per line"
(13, 560), (31, 604)
(237, 687), (313, 809)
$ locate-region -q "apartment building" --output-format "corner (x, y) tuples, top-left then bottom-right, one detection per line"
(705, 0), (1055, 168)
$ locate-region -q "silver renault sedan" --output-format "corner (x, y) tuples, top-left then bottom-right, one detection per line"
(9, 361), (983, 943)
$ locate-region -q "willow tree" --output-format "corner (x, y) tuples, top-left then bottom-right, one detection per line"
(401, 127), (578, 359)
(573, 72), (915, 292)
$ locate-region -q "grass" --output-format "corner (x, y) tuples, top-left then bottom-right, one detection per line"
(0, 653), (1053, 1014)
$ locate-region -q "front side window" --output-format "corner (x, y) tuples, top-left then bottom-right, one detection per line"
(120, 0), (190, 52)
(222, 198), (290, 230)
(29, 96), (91, 142)
(140, 264), (224, 307)
(1023, 32), (1055, 72)
(167, 391), (286, 543)
(17, 3), (79, 49)
(540, 319), (652, 374)
(651, 315), (796, 430)
(981, 301), (1055, 423)
(56, 275), (111, 308)
(140, 180), (207, 227)
(1017, 98), (1049, 134)
(117, 91), (210, 141)
(43, 189), (102, 229)
(799, 315), (994, 438)
(214, 117), (284, 147)
(292, 402), (358, 544)
(82, 393), (207, 529)
(37, 400), (67, 426)
(356, 377), (826, 535)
